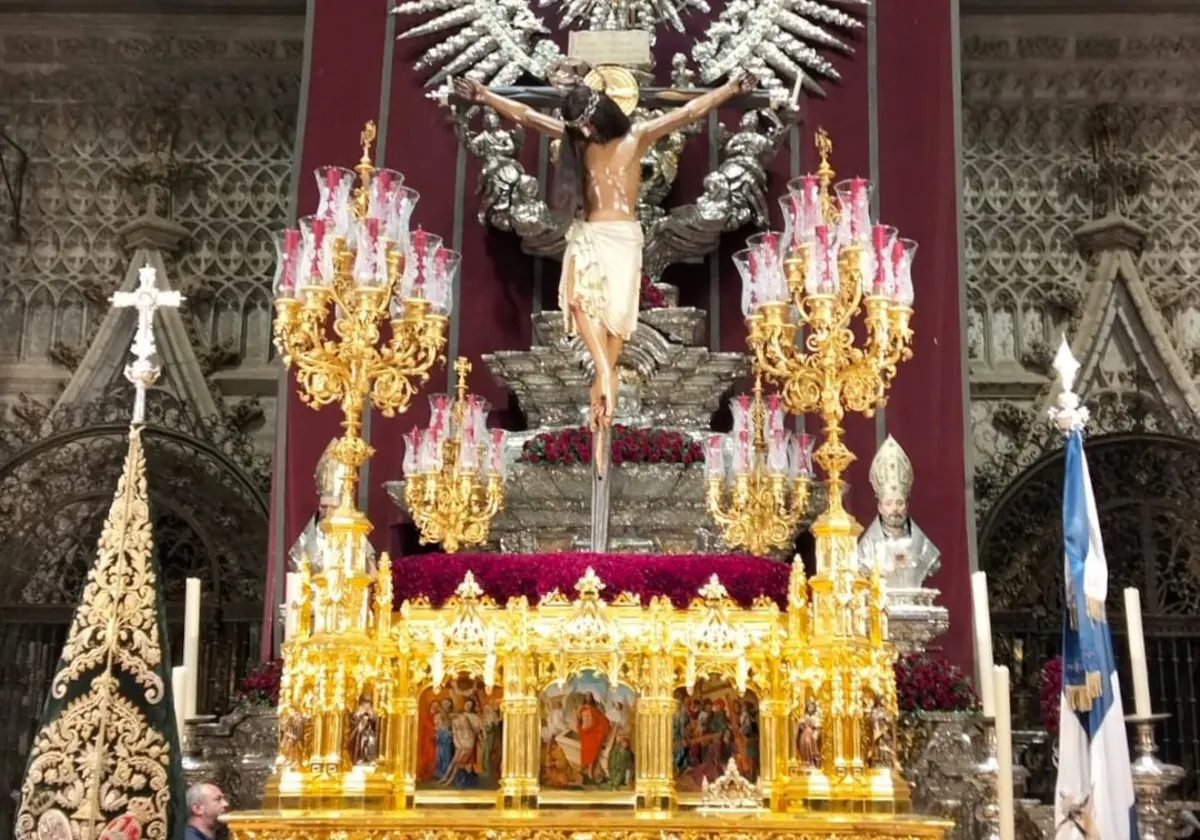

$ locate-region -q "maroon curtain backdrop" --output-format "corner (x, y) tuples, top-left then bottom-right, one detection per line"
(262, 0), (394, 659)
(270, 0), (968, 668)
(876, 1), (970, 668)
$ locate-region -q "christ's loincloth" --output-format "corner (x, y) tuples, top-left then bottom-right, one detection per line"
(559, 220), (644, 341)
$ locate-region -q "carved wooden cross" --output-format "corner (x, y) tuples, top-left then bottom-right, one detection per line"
(110, 265), (183, 423)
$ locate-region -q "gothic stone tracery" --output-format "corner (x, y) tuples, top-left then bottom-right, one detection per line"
(0, 17), (302, 430)
(962, 18), (1200, 518)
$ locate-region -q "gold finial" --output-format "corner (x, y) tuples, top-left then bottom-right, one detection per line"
(454, 357), (471, 401)
(698, 574), (730, 604)
(814, 127), (837, 224)
(575, 566), (606, 597)
(353, 121), (378, 220)
(454, 570), (484, 601)
(360, 121), (377, 167)
(815, 127), (832, 166)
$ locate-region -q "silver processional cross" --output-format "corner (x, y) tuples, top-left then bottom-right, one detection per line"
(110, 265), (183, 424)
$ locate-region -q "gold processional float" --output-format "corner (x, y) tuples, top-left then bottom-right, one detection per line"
(225, 125), (947, 840)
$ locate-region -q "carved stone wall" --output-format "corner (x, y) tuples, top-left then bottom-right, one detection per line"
(961, 15), (1200, 517)
(0, 14), (303, 437)
(0, 18), (299, 825)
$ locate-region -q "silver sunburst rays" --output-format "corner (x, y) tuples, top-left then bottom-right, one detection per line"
(392, 0), (867, 97)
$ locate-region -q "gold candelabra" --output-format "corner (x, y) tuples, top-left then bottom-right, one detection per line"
(740, 128), (917, 807)
(273, 121), (450, 507)
(704, 376), (812, 556)
(266, 121), (453, 807)
(747, 128), (915, 530)
(403, 357), (507, 553)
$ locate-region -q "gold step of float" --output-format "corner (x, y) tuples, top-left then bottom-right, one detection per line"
(226, 808), (951, 840)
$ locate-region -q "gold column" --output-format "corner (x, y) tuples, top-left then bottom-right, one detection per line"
(757, 658), (787, 809)
(499, 694), (538, 808)
(634, 694), (673, 811)
(392, 692), (417, 808)
(634, 602), (674, 811)
(499, 626), (539, 811)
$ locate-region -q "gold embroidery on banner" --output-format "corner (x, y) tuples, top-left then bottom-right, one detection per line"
(15, 429), (174, 840)
(50, 430), (164, 703)
(19, 681), (170, 838)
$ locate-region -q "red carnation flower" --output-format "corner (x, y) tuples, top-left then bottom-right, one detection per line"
(236, 658), (283, 707)
(894, 652), (979, 714)
(518, 426), (705, 467)
(1040, 655), (1063, 735)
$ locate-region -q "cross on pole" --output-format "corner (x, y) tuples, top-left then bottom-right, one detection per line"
(110, 264), (184, 424)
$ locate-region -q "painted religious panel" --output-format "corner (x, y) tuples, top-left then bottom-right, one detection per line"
(416, 675), (503, 791)
(539, 670), (637, 791)
(671, 677), (760, 792)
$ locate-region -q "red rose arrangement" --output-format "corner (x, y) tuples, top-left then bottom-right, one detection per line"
(894, 652), (980, 714)
(1040, 655), (1063, 735)
(520, 425), (704, 466)
(236, 658), (283, 707)
(640, 275), (668, 310)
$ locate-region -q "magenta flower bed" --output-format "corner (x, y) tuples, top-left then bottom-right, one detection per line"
(390, 552), (790, 609)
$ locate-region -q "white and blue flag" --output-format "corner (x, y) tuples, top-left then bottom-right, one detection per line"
(1050, 339), (1137, 840)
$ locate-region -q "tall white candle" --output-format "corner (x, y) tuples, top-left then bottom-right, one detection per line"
(994, 665), (1016, 840)
(183, 577), (201, 718)
(971, 571), (997, 716)
(284, 572), (300, 639)
(1123, 587), (1153, 718)
(172, 666), (188, 745)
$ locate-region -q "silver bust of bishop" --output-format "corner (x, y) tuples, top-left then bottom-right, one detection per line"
(857, 435), (940, 591)
(290, 440), (377, 576)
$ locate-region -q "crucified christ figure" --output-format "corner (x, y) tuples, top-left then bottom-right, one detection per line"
(452, 71), (755, 476)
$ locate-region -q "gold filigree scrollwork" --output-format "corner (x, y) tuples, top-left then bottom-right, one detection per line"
(16, 428), (180, 840)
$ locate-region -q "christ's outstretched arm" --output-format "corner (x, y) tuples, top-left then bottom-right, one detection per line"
(453, 77), (565, 138)
(634, 71), (756, 147)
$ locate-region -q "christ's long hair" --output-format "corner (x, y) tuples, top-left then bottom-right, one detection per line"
(553, 85), (632, 218)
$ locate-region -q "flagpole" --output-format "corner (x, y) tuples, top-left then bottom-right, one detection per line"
(1049, 336), (1142, 840)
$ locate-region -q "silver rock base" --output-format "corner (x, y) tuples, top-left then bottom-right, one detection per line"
(888, 589), (951, 653)
(483, 309), (747, 430)
(182, 706), (278, 810)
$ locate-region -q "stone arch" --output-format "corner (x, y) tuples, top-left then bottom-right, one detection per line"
(0, 422), (268, 605)
(979, 432), (1200, 618)
(0, 407), (273, 818)
(978, 432), (1200, 794)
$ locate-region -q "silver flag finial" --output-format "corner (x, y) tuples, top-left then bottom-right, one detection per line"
(1048, 335), (1089, 434)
